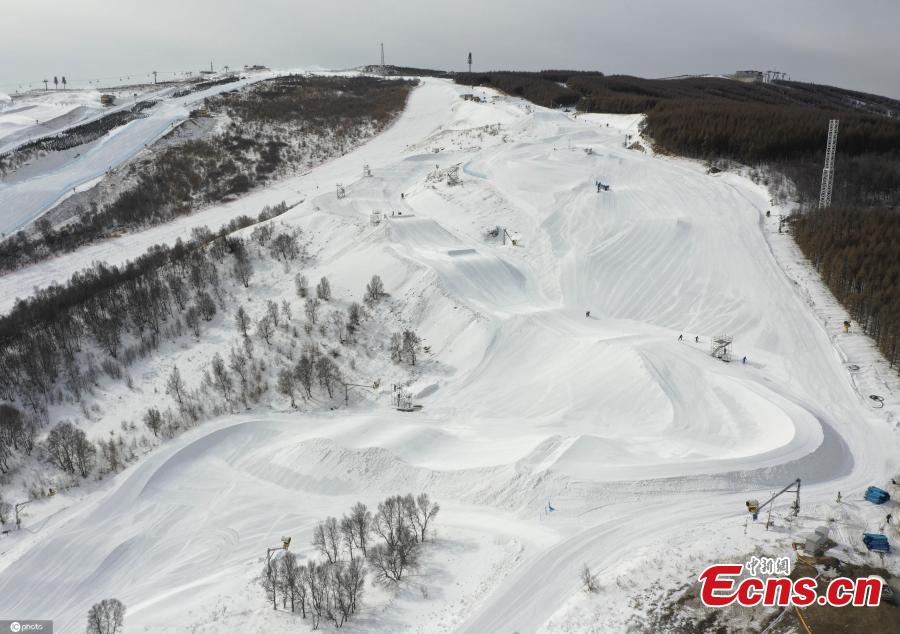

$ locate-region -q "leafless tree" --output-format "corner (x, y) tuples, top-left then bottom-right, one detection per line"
(313, 517), (341, 563)
(295, 354), (315, 398)
(86, 598), (125, 634)
(261, 559), (281, 610)
(267, 299), (280, 327)
(143, 408), (163, 437)
(346, 502), (372, 557)
(403, 492), (440, 542)
(256, 315), (274, 345)
(210, 352), (233, 403)
(580, 563), (599, 593)
(401, 329), (421, 365)
(45, 421), (96, 477)
(329, 310), (347, 343)
(235, 306), (250, 337)
(316, 277), (332, 301)
(303, 297), (320, 326)
(295, 273), (309, 298)
(368, 495), (420, 583)
(316, 355), (341, 398)
(185, 305), (201, 337)
(366, 275), (385, 302)
(278, 368), (298, 406)
(165, 366), (186, 411)
(278, 551), (303, 612)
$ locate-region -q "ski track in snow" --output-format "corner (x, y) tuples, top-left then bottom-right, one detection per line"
(0, 78), (897, 633)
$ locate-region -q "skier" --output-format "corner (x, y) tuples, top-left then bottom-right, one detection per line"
(585, 310), (590, 318)
(678, 334), (683, 341)
(742, 356), (747, 364)
(401, 192), (405, 199)
(596, 181), (601, 193)
(695, 336), (699, 343)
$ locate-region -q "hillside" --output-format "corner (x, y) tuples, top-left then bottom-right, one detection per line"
(0, 76), (897, 632)
(457, 71), (900, 377)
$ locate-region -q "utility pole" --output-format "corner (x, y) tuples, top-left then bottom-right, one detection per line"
(467, 52), (472, 73)
(380, 43), (385, 76)
(343, 380), (380, 405)
(210, 60), (214, 72)
(15, 500), (33, 529)
(818, 119), (839, 208)
(152, 70), (158, 84)
(42, 78), (49, 90)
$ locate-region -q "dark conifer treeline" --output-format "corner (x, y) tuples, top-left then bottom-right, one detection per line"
(792, 207), (900, 367)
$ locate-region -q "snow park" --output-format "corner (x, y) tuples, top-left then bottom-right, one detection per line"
(1, 4), (900, 633)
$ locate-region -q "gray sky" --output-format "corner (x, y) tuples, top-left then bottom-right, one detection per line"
(1, 0), (898, 98)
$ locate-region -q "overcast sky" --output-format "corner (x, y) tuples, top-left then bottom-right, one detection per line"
(1, 0), (898, 98)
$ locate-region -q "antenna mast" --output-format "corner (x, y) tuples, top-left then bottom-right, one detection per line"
(818, 119), (839, 208)
(380, 43), (385, 76)
(467, 52), (472, 73)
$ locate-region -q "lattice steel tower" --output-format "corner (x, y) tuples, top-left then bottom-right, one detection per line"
(818, 119), (839, 208)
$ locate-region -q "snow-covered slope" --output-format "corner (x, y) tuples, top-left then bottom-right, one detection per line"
(0, 78), (896, 632)
(0, 72), (274, 235)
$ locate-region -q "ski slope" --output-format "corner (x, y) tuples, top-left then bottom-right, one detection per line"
(0, 78), (897, 632)
(0, 72), (274, 235)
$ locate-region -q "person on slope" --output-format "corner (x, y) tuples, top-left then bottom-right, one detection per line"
(586, 310), (591, 318)
(678, 334), (683, 341)
(742, 356), (747, 364)
(695, 335), (699, 343)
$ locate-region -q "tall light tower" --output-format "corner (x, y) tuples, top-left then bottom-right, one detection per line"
(467, 52), (472, 73)
(818, 119), (839, 208)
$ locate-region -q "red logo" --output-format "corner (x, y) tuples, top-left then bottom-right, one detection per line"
(699, 563), (882, 607)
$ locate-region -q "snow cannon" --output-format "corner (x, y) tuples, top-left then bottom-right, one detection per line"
(746, 499), (761, 520)
(864, 486), (891, 505)
(863, 533), (891, 553)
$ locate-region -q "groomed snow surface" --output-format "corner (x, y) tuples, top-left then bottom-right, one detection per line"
(0, 78), (897, 632)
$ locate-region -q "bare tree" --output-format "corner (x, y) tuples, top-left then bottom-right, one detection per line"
(210, 352), (233, 403)
(256, 315), (274, 345)
(329, 310), (347, 343)
(304, 297), (320, 325)
(45, 421), (96, 477)
(261, 559), (281, 610)
(165, 366), (186, 411)
(295, 354), (315, 399)
(401, 329), (421, 365)
(346, 502), (372, 557)
(312, 517), (341, 563)
(271, 232), (299, 261)
(235, 306), (250, 337)
(86, 598), (125, 634)
(278, 551), (303, 612)
(316, 355), (340, 398)
(281, 299), (293, 323)
(404, 492), (440, 542)
(267, 299), (280, 327)
(366, 275), (385, 302)
(580, 563), (599, 593)
(196, 291), (216, 321)
(368, 495), (419, 583)
(316, 277), (332, 301)
(278, 368), (298, 406)
(185, 306), (201, 337)
(295, 273), (309, 298)
(143, 408), (163, 437)
(233, 250), (254, 287)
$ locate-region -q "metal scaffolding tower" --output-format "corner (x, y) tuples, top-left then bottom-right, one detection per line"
(818, 119), (839, 208)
